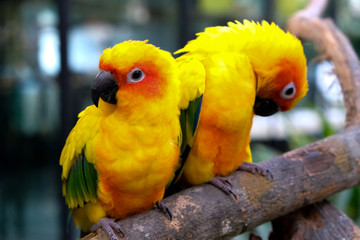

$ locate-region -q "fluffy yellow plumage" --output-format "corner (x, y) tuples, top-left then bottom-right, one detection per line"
(176, 20), (308, 111)
(175, 20), (308, 188)
(60, 40), (184, 236)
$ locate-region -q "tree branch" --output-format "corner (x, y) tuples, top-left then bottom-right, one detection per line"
(287, 0), (360, 126)
(289, 0), (328, 19)
(270, 200), (360, 239)
(83, 125), (360, 240)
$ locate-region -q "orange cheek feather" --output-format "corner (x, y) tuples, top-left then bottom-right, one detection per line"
(123, 63), (167, 99)
(272, 65), (300, 111)
(99, 61), (167, 98)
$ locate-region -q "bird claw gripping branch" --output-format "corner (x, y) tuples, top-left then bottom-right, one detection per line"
(155, 201), (173, 220)
(210, 177), (238, 200)
(90, 218), (124, 240)
(237, 162), (273, 181)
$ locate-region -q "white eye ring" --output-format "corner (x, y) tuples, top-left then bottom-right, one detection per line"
(127, 68), (145, 83)
(280, 82), (296, 99)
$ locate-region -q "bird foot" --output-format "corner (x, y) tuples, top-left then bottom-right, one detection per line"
(155, 201), (173, 220)
(90, 217), (124, 240)
(210, 177), (237, 199)
(237, 162), (273, 180)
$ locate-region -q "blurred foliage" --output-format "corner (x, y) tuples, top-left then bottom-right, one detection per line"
(337, 0), (360, 38)
(251, 143), (280, 163)
(330, 186), (360, 225)
(287, 104), (337, 150)
(274, 0), (308, 25)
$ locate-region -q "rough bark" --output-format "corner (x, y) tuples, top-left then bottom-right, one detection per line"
(83, 124), (360, 240)
(270, 200), (360, 240)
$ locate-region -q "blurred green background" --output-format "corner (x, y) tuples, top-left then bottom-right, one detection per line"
(0, 0), (359, 239)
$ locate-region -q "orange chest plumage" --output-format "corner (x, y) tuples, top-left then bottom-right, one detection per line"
(193, 97), (254, 177)
(92, 111), (180, 218)
(182, 54), (256, 185)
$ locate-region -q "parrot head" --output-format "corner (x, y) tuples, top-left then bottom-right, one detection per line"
(253, 54), (308, 116)
(230, 20), (308, 116)
(91, 40), (179, 116)
(175, 20), (308, 117)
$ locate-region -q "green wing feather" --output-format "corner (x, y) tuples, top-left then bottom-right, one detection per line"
(60, 105), (101, 209)
(64, 151), (98, 208)
(180, 95), (203, 154)
(167, 95), (203, 189)
(83, 154), (98, 202)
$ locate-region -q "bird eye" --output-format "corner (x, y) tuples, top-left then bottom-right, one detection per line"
(127, 68), (145, 83)
(280, 82), (296, 99)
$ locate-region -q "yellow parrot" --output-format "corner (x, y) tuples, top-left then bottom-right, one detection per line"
(174, 20), (308, 195)
(60, 40), (189, 239)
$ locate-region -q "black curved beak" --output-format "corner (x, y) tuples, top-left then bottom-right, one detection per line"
(253, 97), (280, 116)
(91, 71), (118, 107)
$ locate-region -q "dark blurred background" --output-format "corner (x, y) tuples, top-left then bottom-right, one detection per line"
(0, 0), (359, 239)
